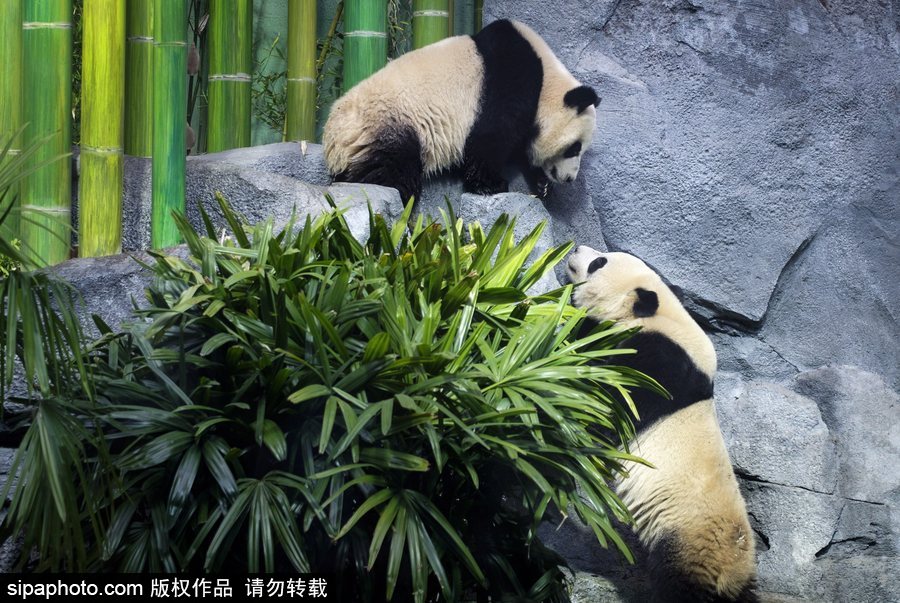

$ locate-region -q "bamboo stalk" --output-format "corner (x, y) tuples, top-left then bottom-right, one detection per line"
(151, 0), (187, 249)
(79, 0), (125, 257)
(286, 0), (317, 142)
(207, 0), (251, 152)
(21, 0), (73, 266)
(413, 0), (450, 49)
(0, 1), (23, 241)
(475, 0), (483, 32)
(453, 0), (474, 36)
(342, 1), (387, 92)
(125, 0), (154, 157)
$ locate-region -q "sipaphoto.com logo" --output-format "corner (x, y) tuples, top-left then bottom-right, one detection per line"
(4, 577), (143, 600)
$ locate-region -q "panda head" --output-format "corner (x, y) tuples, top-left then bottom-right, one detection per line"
(531, 85), (600, 185)
(567, 245), (717, 378)
(566, 246), (673, 323)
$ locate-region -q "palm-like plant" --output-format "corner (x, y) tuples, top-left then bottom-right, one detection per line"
(0, 131), (97, 570)
(3, 194), (659, 601)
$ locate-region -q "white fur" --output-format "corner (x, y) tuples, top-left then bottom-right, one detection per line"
(323, 35), (483, 176)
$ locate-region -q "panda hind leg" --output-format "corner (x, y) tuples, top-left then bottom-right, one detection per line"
(646, 534), (758, 603)
(335, 123), (423, 204)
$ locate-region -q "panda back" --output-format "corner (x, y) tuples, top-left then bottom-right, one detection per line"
(616, 329), (714, 431)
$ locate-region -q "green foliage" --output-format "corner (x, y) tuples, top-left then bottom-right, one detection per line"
(0, 129), (88, 403)
(2, 195), (658, 601)
(252, 35), (289, 136)
(0, 130), (94, 570)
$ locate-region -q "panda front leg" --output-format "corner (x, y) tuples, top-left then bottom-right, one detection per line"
(525, 164), (552, 200)
(462, 138), (509, 196)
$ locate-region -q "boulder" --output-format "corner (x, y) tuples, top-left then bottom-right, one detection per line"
(716, 373), (838, 494)
(790, 366), (900, 504)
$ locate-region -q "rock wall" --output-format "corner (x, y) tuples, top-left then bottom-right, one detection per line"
(480, 0), (899, 600)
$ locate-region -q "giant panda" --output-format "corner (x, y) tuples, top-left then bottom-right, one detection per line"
(322, 19), (599, 203)
(566, 247), (758, 603)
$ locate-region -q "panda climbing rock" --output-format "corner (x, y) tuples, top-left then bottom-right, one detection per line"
(567, 247), (758, 603)
(322, 19), (599, 203)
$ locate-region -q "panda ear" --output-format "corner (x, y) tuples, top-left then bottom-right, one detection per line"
(564, 85), (601, 114)
(633, 288), (659, 318)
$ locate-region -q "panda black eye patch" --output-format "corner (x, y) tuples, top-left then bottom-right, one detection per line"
(587, 256), (607, 273)
(563, 141), (582, 159)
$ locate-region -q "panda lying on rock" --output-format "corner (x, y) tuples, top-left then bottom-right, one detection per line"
(567, 247), (759, 603)
(323, 19), (599, 203)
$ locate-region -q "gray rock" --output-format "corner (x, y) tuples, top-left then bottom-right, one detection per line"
(758, 192), (900, 390)
(119, 146), (401, 251)
(742, 481), (842, 599)
(716, 373), (838, 494)
(0, 447), (15, 497)
(790, 366), (900, 504)
(49, 249), (164, 338)
(710, 333), (799, 382)
(744, 481), (900, 602)
(189, 141), (331, 186)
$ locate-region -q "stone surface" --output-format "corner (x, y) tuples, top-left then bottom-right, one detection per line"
(716, 373), (838, 494)
(790, 366), (900, 504)
(758, 192), (900, 390)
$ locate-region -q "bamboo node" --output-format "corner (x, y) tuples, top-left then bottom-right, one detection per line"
(344, 30), (388, 38)
(287, 77), (317, 84)
(22, 22), (72, 30)
(412, 10), (450, 17)
(127, 36), (155, 43)
(81, 145), (124, 156)
(208, 73), (252, 82)
(21, 205), (72, 215)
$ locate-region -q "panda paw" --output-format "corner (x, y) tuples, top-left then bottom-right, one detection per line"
(465, 176), (508, 196)
(535, 175), (552, 200)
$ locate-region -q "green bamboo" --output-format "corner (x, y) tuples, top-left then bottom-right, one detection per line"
(21, 0), (73, 266)
(342, 1), (387, 92)
(447, 0), (453, 35)
(151, 0), (187, 249)
(286, 0), (317, 142)
(207, 0), (251, 152)
(475, 0), (483, 32)
(453, 0), (474, 36)
(79, 0), (125, 257)
(125, 0), (154, 157)
(413, 0), (450, 49)
(0, 1), (23, 241)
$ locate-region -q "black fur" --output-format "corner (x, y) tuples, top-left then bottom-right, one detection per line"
(333, 122), (423, 203)
(465, 20), (543, 195)
(633, 287), (659, 317)
(579, 323), (713, 432)
(564, 84), (600, 113)
(647, 534), (760, 603)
